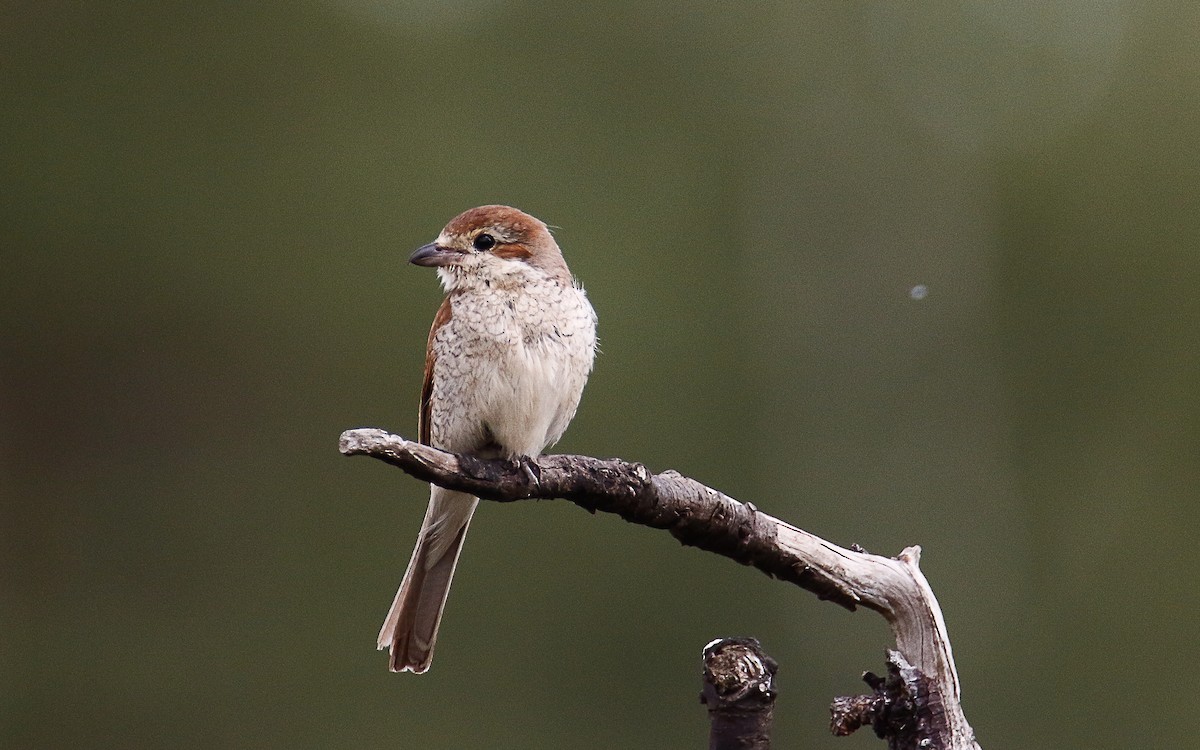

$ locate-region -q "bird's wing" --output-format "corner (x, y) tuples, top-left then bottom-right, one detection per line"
(419, 296), (454, 446)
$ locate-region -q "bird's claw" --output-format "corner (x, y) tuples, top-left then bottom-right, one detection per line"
(520, 457), (542, 487)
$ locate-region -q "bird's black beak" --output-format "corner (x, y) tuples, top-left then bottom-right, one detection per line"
(408, 243), (461, 267)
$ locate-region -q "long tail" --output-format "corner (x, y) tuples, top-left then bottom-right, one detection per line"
(378, 487), (478, 673)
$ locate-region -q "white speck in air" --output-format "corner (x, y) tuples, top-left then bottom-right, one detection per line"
(909, 284), (928, 300)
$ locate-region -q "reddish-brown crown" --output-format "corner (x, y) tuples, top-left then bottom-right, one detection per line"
(442, 205), (547, 243)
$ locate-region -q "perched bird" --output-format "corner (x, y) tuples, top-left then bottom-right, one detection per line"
(378, 205), (598, 673)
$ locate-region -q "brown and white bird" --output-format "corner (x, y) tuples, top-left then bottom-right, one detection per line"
(378, 205), (597, 673)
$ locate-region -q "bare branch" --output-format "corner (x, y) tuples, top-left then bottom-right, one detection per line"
(340, 428), (980, 750)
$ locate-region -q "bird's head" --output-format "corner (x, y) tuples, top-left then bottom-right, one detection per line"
(409, 205), (571, 290)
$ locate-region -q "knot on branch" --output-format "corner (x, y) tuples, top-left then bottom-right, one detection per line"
(831, 650), (944, 749)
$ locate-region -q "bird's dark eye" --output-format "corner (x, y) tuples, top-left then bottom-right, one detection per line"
(472, 233), (496, 251)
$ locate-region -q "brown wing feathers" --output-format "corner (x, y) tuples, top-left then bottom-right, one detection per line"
(420, 296), (453, 446)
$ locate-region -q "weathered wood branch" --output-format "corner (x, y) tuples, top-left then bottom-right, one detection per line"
(339, 427), (980, 750)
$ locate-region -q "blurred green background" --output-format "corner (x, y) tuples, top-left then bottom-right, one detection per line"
(4, 2), (1199, 748)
